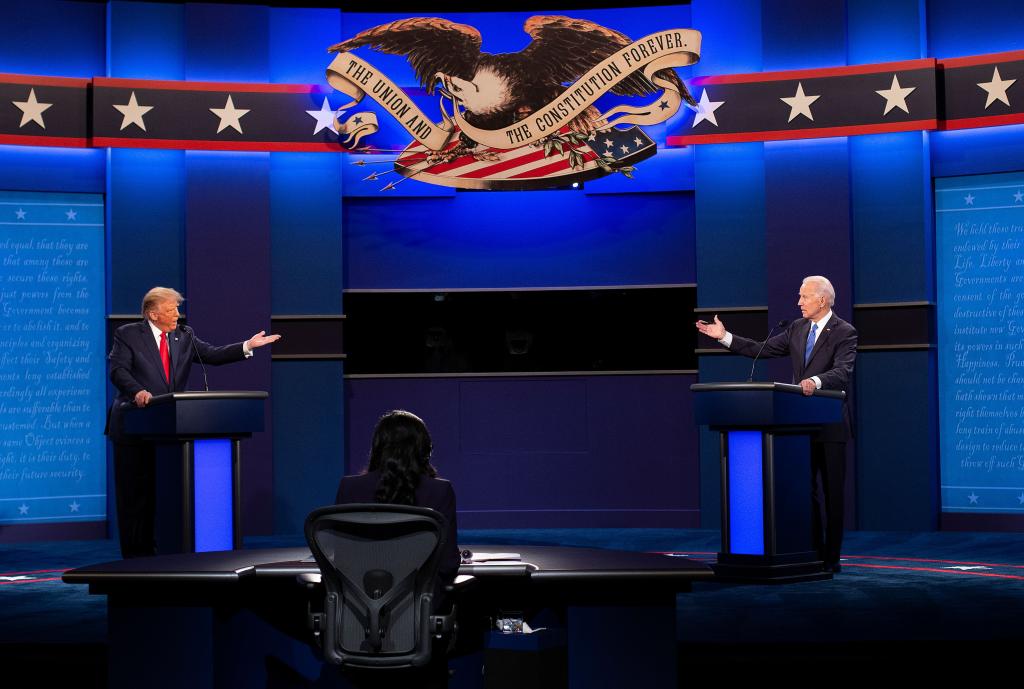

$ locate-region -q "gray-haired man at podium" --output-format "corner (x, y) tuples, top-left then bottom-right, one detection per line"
(696, 275), (857, 573)
(106, 286), (280, 558)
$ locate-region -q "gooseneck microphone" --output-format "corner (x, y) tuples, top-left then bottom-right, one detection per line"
(747, 320), (790, 382)
(179, 324), (210, 392)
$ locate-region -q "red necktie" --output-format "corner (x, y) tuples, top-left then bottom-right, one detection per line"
(159, 332), (171, 383)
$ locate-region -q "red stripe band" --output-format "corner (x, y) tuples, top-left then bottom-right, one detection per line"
(667, 119), (937, 145)
(691, 58), (936, 86)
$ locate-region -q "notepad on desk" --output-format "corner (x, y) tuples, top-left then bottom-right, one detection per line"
(467, 552), (522, 564)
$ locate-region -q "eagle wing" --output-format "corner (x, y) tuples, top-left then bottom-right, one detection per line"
(521, 16), (695, 106)
(328, 17), (482, 94)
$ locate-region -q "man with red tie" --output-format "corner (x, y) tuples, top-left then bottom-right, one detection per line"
(107, 287), (279, 558)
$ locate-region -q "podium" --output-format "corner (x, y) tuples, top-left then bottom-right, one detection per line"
(121, 391), (268, 554)
(691, 382), (845, 582)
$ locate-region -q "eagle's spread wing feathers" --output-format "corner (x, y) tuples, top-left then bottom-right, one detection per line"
(328, 18), (482, 94)
(521, 16), (694, 105)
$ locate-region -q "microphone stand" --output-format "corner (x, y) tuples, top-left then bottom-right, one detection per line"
(747, 320), (789, 382)
(179, 324), (209, 392)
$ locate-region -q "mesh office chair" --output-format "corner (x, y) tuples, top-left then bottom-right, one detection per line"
(304, 503), (456, 668)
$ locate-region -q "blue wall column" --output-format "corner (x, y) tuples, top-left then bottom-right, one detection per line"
(693, 142), (768, 529)
(180, 4), (275, 535)
(847, 0), (938, 530)
(185, 151), (274, 535)
(691, 0), (769, 529)
(269, 152), (345, 534)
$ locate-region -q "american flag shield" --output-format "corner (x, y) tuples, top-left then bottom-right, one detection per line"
(391, 124), (656, 191)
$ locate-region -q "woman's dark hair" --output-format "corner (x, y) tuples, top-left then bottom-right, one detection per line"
(367, 410), (438, 505)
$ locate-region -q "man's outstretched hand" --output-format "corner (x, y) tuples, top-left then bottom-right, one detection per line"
(246, 331), (281, 350)
(695, 315), (726, 340)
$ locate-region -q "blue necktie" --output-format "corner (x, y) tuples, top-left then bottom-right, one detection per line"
(804, 323), (817, 365)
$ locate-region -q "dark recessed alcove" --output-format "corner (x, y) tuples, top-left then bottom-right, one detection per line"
(343, 286), (696, 374)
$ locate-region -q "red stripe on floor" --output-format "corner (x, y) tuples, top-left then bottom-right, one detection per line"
(845, 563), (1024, 580)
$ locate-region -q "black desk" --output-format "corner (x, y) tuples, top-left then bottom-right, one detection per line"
(65, 544), (712, 689)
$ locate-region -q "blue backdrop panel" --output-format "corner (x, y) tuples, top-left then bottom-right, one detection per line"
(0, 0), (105, 77)
(108, 0), (185, 79)
(846, 0), (926, 65)
(107, 149), (186, 314)
(0, 190), (106, 525)
(271, 360), (344, 534)
(764, 138), (852, 315)
(269, 153), (343, 315)
(690, 0), (761, 75)
(936, 171), (1024, 514)
(693, 142), (766, 308)
(184, 3), (269, 83)
(931, 126), (1024, 180)
(0, 147), (104, 196)
(345, 374), (699, 528)
(761, 0), (846, 71)
(269, 7), (343, 84)
(185, 151), (273, 535)
(850, 132), (932, 304)
(584, 148), (694, 195)
(927, 0), (1024, 58)
(343, 191), (695, 289)
(856, 350), (938, 530)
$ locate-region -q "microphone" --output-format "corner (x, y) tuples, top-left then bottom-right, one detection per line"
(179, 324), (209, 392)
(747, 320), (790, 382)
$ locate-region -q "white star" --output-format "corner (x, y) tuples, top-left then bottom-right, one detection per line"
(1014, 190), (1023, 203)
(69, 501), (80, 512)
(967, 492), (979, 504)
(977, 66), (1016, 109)
(305, 97), (341, 135)
(620, 144), (630, 154)
(587, 132), (597, 141)
(875, 74), (916, 115)
(603, 138), (614, 149)
(691, 89), (724, 128)
(209, 95), (250, 134)
(18, 503), (29, 515)
(112, 91), (154, 132)
(12, 88), (53, 129)
(15, 208), (26, 220)
(1018, 492), (1024, 505)
(65, 209), (77, 221)
(780, 82), (820, 123)
(633, 136), (643, 147)
(965, 194), (975, 205)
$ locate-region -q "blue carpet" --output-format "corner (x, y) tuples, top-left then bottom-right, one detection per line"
(2, 528), (1024, 686)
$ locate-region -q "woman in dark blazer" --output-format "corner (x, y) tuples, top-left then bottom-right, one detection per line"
(335, 409), (460, 589)
(334, 410), (459, 689)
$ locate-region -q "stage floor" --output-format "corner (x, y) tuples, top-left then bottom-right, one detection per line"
(3, 528), (1023, 686)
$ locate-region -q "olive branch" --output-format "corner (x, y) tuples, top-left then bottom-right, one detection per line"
(537, 130), (636, 178)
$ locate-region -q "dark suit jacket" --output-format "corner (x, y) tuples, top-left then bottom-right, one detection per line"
(727, 313), (857, 440)
(335, 471), (460, 587)
(106, 320), (246, 440)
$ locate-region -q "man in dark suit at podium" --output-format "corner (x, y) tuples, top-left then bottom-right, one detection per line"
(695, 275), (857, 573)
(107, 286), (280, 558)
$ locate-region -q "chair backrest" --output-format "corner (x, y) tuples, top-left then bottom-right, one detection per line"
(304, 503), (450, 668)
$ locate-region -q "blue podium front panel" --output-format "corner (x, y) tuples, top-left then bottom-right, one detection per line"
(193, 438), (233, 552)
(727, 431), (765, 556)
